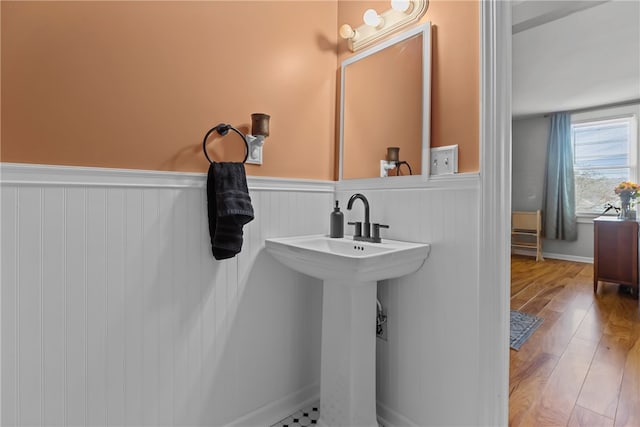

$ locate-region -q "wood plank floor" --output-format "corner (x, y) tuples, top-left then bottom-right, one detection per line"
(509, 255), (640, 427)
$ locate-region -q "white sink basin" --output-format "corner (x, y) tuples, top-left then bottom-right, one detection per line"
(265, 234), (430, 427)
(265, 234), (430, 283)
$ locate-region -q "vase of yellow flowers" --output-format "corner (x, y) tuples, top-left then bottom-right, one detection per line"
(614, 181), (639, 220)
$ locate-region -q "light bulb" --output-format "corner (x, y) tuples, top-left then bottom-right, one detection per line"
(339, 24), (356, 40)
(363, 9), (383, 27)
(391, 0), (412, 13)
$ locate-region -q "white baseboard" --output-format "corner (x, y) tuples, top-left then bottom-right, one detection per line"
(376, 401), (419, 427)
(543, 252), (593, 264)
(512, 248), (593, 264)
(224, 383), (319, 427)
(225, 393), (418, 427)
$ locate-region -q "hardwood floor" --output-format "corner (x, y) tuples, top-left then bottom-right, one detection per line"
(509, 255), (640, 427)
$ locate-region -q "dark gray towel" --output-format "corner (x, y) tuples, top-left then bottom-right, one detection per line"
(207, 162), (254, 260)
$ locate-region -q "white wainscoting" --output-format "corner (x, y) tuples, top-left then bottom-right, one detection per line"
(336, 175), (482, 426)
(2, 163), (485, 427)
(1, 163), (332, 427)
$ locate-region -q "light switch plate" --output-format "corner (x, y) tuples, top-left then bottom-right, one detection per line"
(430, 145), (458, 175)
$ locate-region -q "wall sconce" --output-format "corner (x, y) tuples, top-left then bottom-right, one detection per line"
(245, 113), (270, 165)
(380, 147), (399, 177)
(380, 147), (413, 177)
(340, 0), (428, 52)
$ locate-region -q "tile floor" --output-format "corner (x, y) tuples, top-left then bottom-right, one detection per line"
(271, 402), (320, 427)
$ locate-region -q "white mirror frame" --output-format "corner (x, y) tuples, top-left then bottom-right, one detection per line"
(338, 21), (432, 183)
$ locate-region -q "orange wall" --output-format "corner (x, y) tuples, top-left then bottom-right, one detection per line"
(2, 0), (479, 179)
(1, 1), (338, 180)
(338, 0), (480, 173)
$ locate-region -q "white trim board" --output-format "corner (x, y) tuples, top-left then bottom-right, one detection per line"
(376, 401), (419, 427)
(512, 248), (593, 264)
(336, 172), (480, 192)
(224, 384), (319, 427)
(0, 162), (335, 193)
(543, 252), (593, 264)
(1, 162), (482, 193)
(478, 1), (512, 425)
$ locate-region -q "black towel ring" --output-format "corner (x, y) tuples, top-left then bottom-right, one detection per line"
(202, 123), (249, 164)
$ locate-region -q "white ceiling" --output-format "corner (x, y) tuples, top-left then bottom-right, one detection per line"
(512, 0), (640, 118)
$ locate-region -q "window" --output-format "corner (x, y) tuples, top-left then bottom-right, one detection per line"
(572, 115), (637, 214)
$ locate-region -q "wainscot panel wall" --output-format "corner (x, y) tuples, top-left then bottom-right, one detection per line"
(1, 163), (331, 427)
(336, 175), (481, 426)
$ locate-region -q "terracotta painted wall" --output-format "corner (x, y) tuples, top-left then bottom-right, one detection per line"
(2, 0), (479, 179)
(1, 1), (338, 180)
(337, 0), (480, 173)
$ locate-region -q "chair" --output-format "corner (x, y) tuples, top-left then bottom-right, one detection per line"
(511, 210), (543, 261)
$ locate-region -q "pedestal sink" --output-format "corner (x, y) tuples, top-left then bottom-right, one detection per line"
(265, 235), (430, 427)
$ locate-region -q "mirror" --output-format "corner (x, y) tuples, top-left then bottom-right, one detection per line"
(339, 22), (431, 180)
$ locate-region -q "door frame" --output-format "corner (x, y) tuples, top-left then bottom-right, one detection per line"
(478, 1), (512, 425)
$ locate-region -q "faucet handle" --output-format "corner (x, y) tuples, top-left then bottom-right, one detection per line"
(348, 221), (362, 237)
(372, 223), (389, 242)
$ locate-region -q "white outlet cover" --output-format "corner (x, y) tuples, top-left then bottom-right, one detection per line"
(245, 146), (262, 165)
(430, 145), (458, 175)
(245, 136), (264, 165)
(380, 160), (396, 177)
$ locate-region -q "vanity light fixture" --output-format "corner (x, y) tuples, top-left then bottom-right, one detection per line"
(391, 0), (412, 13)
(340, 0), (428, 52)
(245, 113), (270, 165)
(339, 24), (359, 41)
(363, 9), (384, 28)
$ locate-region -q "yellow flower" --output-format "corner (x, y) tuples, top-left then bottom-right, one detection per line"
(614, 181), (639, 196)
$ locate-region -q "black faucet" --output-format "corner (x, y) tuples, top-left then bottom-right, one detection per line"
(347, 193), (371, 239)
(347, 193), (390, 242)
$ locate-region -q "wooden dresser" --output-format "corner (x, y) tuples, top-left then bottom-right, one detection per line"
(593, 216), (639, 295)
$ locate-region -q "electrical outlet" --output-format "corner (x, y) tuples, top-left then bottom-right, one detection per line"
(430, 145), (459, 175)
(245, 146), (262, 165)
(245, 135), (264, 165)
(380, 160), (396, 177)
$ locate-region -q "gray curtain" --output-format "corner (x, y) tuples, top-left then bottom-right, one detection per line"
(543, 113), (578, 241)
